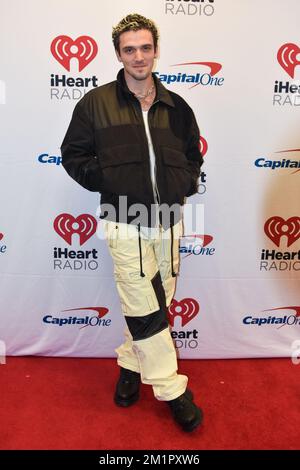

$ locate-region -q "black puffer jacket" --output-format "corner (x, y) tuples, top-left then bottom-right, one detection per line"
(61, 69), (203, 226)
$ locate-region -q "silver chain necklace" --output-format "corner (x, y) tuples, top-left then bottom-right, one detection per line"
(134, 83), (155, 100)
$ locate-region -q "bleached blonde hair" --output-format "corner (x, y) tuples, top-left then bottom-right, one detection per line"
(112, 13), (159, 53)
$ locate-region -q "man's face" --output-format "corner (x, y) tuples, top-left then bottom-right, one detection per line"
(116, 29), (157, 82)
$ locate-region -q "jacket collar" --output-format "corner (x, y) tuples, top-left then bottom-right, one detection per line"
(116, 68), (175, 108)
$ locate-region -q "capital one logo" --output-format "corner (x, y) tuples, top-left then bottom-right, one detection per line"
(168, 298), (199, 327)
(172, 61), (222, 89)
(0, 232), (7, 254)
(51, 35), (98, 71)
(62, 306), (109, 329)
(43, 306), (110, 329)
(53, 213), (97, 245)
(264, 306), (300, 331)
(266, 306), (300, 318)
(264, 216), (300, 247)
(180, 234), (214, 259)
(277, 43), (300, 78)
(183, 234), (213, 246)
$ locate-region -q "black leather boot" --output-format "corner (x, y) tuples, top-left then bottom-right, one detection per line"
(168, 389), (203, 432)
(114, 367), (141, 407)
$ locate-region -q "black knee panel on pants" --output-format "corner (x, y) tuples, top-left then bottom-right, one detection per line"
(125, 309), (169, 341)
(125, 271), (169, 341)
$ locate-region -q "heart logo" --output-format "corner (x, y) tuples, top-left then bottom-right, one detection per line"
(51, 35), (98, 72)
(199, 136), (208, 158)
(168, 298), (199, 327)
(53, 214), (97, 246)
(264, 216), (300, 248)
(0, 233), (3, 241)
(277, 43), (300, 78)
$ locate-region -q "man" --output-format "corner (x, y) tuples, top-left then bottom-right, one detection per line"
(61, 13), (203, 432)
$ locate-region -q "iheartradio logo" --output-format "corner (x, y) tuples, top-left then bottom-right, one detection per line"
(51, 35), (98, 71)
(199, 136), (208, 158)
(168, 298), (199, 327)
(264, 216), (300, 248)
(53, 213), (97, 245)
(277, 43), (300, 78)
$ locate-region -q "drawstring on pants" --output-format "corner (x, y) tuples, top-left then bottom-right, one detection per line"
(170, 225), (176, 277)
(137, 223), (176, 278)
(138, 223), (145, 277)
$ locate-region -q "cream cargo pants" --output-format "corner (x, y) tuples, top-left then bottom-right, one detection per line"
(103, 220), (187, 401)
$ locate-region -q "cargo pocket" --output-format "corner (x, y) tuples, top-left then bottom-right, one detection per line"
(103, 222), (119, 249)
(99, 143), (143, 197)
(114, 270), (160, 317)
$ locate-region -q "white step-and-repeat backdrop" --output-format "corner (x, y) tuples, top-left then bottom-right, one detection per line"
(0, 0), (299, 359)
